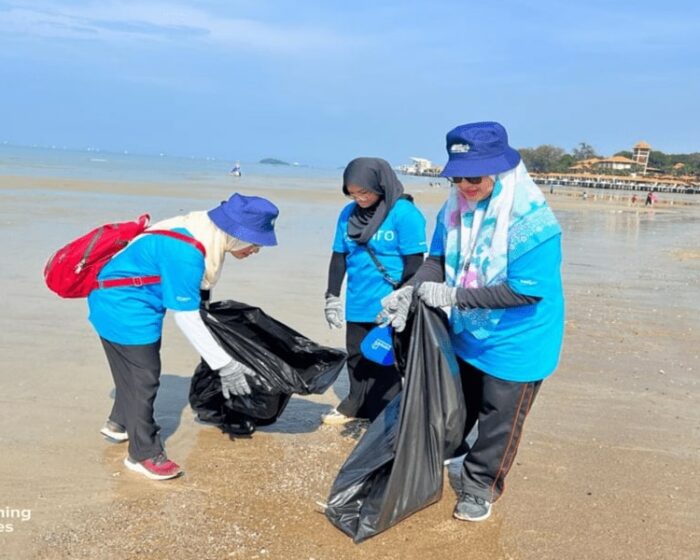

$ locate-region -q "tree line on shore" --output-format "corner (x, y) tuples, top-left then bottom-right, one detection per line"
(519, 142), (700, 176)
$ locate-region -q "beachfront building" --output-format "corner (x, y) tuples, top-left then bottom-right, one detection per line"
(569, 158), (602, 171)
(536, 140), (698, 194)
(397, 157), (442, 177)
(633, 141), (651, 175)
(594, 155), (641, 171)
(531, 171), (699, 194)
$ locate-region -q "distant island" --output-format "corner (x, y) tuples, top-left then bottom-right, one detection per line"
(259, 158), (290, 166)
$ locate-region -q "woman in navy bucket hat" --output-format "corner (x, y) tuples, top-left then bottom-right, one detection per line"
(378, 121), (564, 522)
(87, 192), (279, 481)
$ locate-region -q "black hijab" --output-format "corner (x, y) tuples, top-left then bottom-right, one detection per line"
(343, 157), (406, 244)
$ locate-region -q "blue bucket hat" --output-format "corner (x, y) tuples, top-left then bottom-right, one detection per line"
(208, 193), (279, 246)
(440, 121), (521, 178)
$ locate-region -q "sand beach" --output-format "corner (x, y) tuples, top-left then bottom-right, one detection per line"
(0, 170), (698, 560)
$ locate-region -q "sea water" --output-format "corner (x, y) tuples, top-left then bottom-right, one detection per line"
(2, 142), (698, 317)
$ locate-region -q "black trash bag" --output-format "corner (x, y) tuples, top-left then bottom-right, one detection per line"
(325, 301), (466, 543)
(189, 300), (347, 433)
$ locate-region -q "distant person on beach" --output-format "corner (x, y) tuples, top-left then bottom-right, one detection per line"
(378, 121), (564, 522)
(89, 193), (279, 480)
(631, 194), (638, 205)
(645, 191), (656, 206)
(322, 157), (427, 424)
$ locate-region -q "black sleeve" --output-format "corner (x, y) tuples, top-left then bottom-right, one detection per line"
(400, 253), (424, 284)
(406, 255), (445, 286)
(325, 251), (347, 297)
(199, 289), (211, 309)
(454, 284), (541, 309)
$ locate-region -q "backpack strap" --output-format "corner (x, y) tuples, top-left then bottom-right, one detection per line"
(96, 275), (163, 289)
(363, 244), (400, 289)
(145, 229), (207, 257)
(94, 229), (206, 291)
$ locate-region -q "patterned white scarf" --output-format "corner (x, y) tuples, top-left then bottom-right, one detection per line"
(443, 161), (561, 339)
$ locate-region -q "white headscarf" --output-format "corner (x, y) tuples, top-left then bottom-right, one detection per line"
(148, 211), (251, 289)
(443, 161), (561, 339)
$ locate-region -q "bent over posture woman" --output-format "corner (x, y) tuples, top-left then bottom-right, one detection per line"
(88, 193), (279, 480)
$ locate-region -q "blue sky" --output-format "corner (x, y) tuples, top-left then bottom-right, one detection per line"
(1, 0), (698, 166)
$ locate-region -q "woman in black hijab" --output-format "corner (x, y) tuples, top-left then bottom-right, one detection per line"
(322, 157), (427, 424)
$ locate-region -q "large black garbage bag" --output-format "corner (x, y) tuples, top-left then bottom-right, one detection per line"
(189, 300), (347, 432)
(325, 301), (466, 543)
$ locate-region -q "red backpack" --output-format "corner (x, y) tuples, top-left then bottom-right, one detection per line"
(44, 214), (206, 298)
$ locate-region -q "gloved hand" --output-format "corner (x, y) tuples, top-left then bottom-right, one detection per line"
(376, 285), (414, 333)
(324, 295), (344, 329)
(219, 359), (253, 398)
(416, 282), (458, 308)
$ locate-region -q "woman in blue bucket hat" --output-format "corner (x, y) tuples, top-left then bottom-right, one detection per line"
(378, 122), (564, 522)
(322, 157), (428, 424)
(88, 193), (278, 481)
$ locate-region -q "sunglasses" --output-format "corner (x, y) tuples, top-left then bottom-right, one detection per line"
(345, 189), (374, 200)
(449, 177), (483, 185)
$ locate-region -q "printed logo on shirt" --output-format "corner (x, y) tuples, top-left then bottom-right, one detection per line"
(175, 296), (192, 302)
(520, 279), (537, 286)
(372, 229), (396, 242)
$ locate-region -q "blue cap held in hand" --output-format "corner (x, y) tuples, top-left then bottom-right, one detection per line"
(360, 325), (395, 366)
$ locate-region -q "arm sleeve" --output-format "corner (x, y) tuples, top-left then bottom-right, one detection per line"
(400, 253), (424, 284)
(454, 284), (540, 309)
(199, 289), (211, 309)
(173, 310), (232, 370)
(325, 251), (347, 297)
(406, 255), (445, 286)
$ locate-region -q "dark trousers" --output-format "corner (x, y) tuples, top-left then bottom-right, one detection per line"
(336, 321), (402, 422)
(100, 337), (164, 462)
(458, 359), (542, 503)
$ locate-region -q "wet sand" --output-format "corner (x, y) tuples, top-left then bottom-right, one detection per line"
(0, 175), (698, 559)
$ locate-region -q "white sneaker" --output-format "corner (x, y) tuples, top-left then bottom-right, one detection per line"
(100, 420), (128, 443)
(321, 408), (355, 425)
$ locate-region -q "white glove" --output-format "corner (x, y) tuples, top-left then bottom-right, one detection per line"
(376, 285), (414, 333)
(219, 360), (253, 398)
(416, 282), (458, 308)
(324, 295), (344, 329)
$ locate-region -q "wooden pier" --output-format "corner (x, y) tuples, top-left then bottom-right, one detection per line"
(532, 172), (700, 194)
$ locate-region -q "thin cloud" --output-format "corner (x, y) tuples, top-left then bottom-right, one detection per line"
(0, 1), (346, 53)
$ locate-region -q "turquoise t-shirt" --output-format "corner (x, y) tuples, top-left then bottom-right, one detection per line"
(333, 199), (427, 322)
(88, 228), (205, 345)
(430, 212), (564, 382)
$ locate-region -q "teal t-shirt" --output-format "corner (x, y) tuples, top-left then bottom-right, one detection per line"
(333, 199), (427, 322)
(88, 228), (205, 345)
(430, 213), (564, 382)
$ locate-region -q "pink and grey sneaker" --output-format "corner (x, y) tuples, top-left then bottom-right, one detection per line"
(123, 453), (183, 480)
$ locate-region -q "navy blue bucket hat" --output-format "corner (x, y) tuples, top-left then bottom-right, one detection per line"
(208, 193), (279, 246)
(440, 121), (521, 178)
